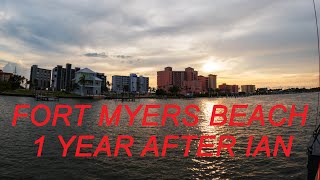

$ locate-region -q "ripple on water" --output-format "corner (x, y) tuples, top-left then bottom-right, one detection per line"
(0, 93), (316, 179)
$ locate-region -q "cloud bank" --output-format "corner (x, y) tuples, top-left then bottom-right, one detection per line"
(0, 0), (318, 88)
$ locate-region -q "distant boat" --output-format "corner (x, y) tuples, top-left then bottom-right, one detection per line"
(92, 95), (106, 100)
(184, 93), (194, 98)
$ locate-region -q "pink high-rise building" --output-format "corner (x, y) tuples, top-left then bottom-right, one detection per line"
(157, 67), (217, 94)
(157, 67), (171, 90)
(198, 75), (208, 93)
(219, 83), (239, 94)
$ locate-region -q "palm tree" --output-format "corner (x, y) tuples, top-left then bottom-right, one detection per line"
(169, 85), (180, 96)
(24, 78), (29, 89)
(208, 88), (213, 97)
(71, 82), (79, 91)
(106, 81), (111, 92)
(21, 76), (25, 87)
(123, 85), (129, 93)
(79, 74), (86, 96)
(215, 88), (220, 97)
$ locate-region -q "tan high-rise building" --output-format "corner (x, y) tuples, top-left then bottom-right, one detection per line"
(208, 74), (217, 90)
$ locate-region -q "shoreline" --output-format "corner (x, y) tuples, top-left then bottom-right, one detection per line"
(0, 91), (319, 100)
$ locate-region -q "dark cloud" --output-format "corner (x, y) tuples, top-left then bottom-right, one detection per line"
(114, 55), (132, 59)
(0, 0), (318, 87)
(83, 52), (108, 58)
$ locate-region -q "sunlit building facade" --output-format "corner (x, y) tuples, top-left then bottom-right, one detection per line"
(241, 85), (256, 94)
(219, 83), (239, 94)
(112, 74), (149, 94)
(157, 67), (217, 94)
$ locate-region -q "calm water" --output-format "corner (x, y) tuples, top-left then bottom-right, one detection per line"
(0, 93), (317, 179)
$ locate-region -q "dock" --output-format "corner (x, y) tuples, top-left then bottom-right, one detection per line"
(106, 94), (136, 102)
(113, 97), (136, 102)
(35, 95), (59, 101)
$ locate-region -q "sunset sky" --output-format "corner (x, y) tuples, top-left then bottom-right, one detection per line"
(0, 0), (319, 88)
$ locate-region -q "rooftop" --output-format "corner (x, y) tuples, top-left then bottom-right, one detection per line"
(76, 68), (96, 74)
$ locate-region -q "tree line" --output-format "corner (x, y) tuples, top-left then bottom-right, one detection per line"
(0, 75), (27, 92)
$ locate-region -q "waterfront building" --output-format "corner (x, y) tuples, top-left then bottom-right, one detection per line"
(197, 75), (208, 93)
(112, 74), (149, 94)
(241, 85), (256, 94)
(72, 68), (102, 96)
(51, 63), (78, 92)
(183, 80), (202, 94)
(156, 67), (171, 91)
(52, 65), (66, 91)
(256, 88), (268, 94)
(30, 65), (51, 90)
(130, 73), (138, 93)
(157, 67), (197, 93)
(219, 83), (239, 94)
(0, 70), (13, 81)
(96, 73), (107, 92)
(65, 63), (73, 92)
(157, 67), (217, 94)
(183, 67), (202, 94)
(208, 74), (217, 90)
(138, 75), (149, 94)
(112, 75), (130, 93)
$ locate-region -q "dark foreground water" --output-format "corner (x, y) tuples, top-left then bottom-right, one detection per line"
(0, 93), (317, 179)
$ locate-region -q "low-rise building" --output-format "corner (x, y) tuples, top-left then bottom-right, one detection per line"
(0, 70), (13, 81)
(219, 83), (239, 94)
(256, 88), (268, 94)
(241, 85), (256, 94)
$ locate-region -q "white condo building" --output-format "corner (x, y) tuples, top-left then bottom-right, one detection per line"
(130, 73), (138, 93)
(112, 73), (149, 94)
(73, 68), (102, 96)
(112, 76), (130, 93)
(138, 75), (149, 94)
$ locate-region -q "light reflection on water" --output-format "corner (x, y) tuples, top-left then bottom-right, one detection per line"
(0, 93), (317, 179)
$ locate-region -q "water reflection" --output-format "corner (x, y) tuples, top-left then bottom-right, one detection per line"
(0, 93), (317, 179)
(199, 100), (217, 133)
